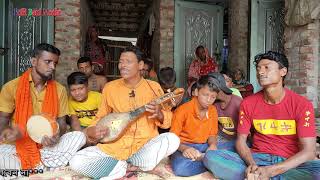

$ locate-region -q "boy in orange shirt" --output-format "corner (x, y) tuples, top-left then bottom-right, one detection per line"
(170, 75), (219, 176)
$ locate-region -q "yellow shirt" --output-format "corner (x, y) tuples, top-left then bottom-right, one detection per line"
(69, 91), (101, 127)
(93, 78), (172, 160)
(0, 75), (68, 120)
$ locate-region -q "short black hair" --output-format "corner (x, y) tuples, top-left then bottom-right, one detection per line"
(77, 57), (92, 66)
(159, 67), (176, 86)
(31, 43), (60, 58)
(143, 58), (153, 71)
(254, 51), (289, 83)
(191, 81), (197, 93)
(195, 45), (204, 56)
(67, 72), (88, 87)
(122, 46), (144, 62)
(196, 75), (220, 93)
(254, 51), (289, 70)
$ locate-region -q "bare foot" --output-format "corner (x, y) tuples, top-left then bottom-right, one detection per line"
(127, 164), (139, 172)
(126, 164), (171, 179)
(146, 165), (171, 179)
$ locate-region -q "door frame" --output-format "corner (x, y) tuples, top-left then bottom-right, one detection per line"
(0, 0), (54, 87)
(250, 0), (284, 92)
(174, 0), (224, 88)
(0, 0), (9, 87)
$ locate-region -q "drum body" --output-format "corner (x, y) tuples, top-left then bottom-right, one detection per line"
(26, 114), (59, 143)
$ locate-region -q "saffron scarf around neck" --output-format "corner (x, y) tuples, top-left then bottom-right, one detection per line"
(15, 68), (58, 169)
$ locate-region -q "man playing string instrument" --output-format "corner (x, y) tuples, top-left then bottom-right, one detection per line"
(0, 43), (86, 178)
(70, 46), (180, 179)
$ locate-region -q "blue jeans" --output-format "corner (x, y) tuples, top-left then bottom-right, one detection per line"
(203, 150), (320, 180)
(171, 143), (209, 176)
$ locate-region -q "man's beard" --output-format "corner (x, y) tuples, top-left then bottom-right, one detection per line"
(36, 69), (53, 81)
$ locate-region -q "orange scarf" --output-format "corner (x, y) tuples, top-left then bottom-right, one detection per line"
(15, 68), (58, 169)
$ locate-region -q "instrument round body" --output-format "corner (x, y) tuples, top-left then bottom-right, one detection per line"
(26, 114), (59, 143)
(96, 112), (132, 143)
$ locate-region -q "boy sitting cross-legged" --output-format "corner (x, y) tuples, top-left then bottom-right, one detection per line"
(67, 72), (102, 131)
(170, 75), (220, 177)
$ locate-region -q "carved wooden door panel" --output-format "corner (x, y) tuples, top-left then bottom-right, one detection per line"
(174, 0), (223, 89)
(250, 0), (285, 92)
(0, 0), (54, 87)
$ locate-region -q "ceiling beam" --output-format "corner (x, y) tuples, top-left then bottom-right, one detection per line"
(92, 11), (143, 18)
(90, 2), (147, 11)
(99, 30), (138, 38)
(95, 17), (140, 23)
(96, 22), (139, 29)
(91, 0), (151, 3)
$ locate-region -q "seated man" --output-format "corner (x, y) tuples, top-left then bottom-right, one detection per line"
(67, 72), (102, 131)
(141, 58), (158, 82)
(69, 46), (180, 179)
(170, 75), (219, 177)
(208, 72), (242, 152)
(203, 51), (320, 179)
(77, 57), (107, 92)
(0, 43), (86, 177)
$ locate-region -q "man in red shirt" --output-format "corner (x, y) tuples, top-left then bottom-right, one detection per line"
(203, 51), (320, 179)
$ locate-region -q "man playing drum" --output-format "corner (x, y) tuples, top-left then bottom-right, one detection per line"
(70, 46), (180, 179)
(0, 43), (86, 178)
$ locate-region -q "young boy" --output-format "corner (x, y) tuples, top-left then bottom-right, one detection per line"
(67, 72), (102, 131)
(170, 75), (219, 177)
(158, 67), (183, 134)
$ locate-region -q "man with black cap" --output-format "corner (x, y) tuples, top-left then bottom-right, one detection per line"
(208, 72), (242, 152)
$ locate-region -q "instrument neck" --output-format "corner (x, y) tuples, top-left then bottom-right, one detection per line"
(129, 106), (146, 119)
(129, 91), (176, 119)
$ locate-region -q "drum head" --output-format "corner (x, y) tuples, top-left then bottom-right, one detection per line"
(27, 115), (54, 143)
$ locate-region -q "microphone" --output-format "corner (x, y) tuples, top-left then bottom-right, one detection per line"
(129, 90), (135, 97)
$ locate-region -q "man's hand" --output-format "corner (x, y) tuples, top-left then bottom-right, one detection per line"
(0, 126), (22, 143)
(86, 126), (109, 143)
(145, 101), (164, 121)
(182, 147), (202, 161)
(255, 165), (276, 180)
(246, 165), (275, 180)
(245, 164), (259, 177)
(41, 133), (60, 147)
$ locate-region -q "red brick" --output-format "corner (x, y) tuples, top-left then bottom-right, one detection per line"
(293, 86), (307, 94)
(299, 46), (314, 54)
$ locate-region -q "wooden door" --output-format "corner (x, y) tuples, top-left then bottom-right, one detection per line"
(174, 0), (223, 89)
(0, 0), (54, 87)
(250, 0), (285, 92)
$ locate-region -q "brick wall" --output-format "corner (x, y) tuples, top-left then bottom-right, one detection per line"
(284, 20), (319, 110)
(159, 0), (174, 69)
(228, 0), (249, 77)
(54, 0), (81, 86)
(151, 0), (174, 71)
